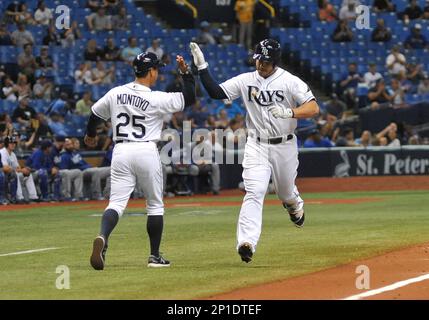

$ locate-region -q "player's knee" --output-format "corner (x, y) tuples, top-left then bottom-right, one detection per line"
(245, 183), (268, 200)
(105, 204), (125, 217)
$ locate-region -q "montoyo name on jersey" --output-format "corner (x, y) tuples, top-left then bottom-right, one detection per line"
(247, 86), (285, 107)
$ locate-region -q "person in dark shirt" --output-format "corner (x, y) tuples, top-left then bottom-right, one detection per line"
(166, 72), (183, 92)
(42, 24), (61, 46)
(0, 24), (13, 46)
(404, 24), (428, 49)
(402, 0), (423, 21)
(367, 79), (392, 108)
(12, 95), (37, 126)
(373, 0), (395, 12)
(84, 39), (104, 61)
(371, 18), (392, 42)
(332, 19), (354, 42)
(103, 37), (120, 61)
(424, 0), (429, 19)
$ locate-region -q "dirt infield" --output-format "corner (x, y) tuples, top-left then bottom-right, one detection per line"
(208, 242), (429, 300)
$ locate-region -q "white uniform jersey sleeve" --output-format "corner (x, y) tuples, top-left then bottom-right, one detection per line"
(219, 73), (247, 101)
(290, 75), (315, 106)
(91, 90), (112, 121)
(152, 91), (184, 115)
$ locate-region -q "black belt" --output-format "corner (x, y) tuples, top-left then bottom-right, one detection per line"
(256, 134), (294, 144)
(116, 140), (149, 144)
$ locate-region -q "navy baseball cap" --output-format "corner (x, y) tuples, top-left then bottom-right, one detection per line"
(133, 52), (165, 77)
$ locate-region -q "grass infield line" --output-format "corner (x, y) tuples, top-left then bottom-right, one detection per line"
(342, 273), (429, 300)
(0, 247), (59, 257)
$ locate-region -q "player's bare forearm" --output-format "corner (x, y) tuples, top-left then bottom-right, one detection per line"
(292, 100), (320, 119)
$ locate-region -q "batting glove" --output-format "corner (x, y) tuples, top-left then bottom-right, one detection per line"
(189, 42), (208, 71)
(268, 106), (294, 119)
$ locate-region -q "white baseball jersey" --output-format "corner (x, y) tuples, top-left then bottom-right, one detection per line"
(0, 148), (19, 169)
(91, 82), (185, 142)
(219, 67), (315, 137)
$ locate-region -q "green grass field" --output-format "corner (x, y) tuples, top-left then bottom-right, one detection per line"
(1, 190), (429, 299)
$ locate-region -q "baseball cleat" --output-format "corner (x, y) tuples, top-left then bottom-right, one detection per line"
(289, 211), (305, 228)
(147, 255), (170, 268)
(238, 243), (253, 263)
(283, 203), (305, 228)
(90, 236), (107, 270)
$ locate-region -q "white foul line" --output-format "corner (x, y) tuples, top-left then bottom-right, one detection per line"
(343, 273), (429, 300)
(0, 247), (59, 257)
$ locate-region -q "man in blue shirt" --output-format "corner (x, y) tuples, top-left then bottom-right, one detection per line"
(26, 140), (61, 201)
(404, 24), (428, 49)
(303, 129), (334, 148)
(215, 99), (245, 119)
(46, 92), (70, 118)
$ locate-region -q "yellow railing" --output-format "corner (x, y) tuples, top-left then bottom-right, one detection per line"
(259, 0), (275, 18)
(175, 0), (198, 19)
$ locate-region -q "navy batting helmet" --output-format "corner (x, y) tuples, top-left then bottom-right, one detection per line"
(253, 39), (281, 65)
(133, 52), (165, 77)
(4, 135), (17, 148)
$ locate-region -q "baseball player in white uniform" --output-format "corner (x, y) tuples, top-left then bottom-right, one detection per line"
(190, 39), (320, 263)
(85, 52), (195, 270)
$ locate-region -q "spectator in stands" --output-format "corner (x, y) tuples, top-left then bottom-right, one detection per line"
(15, 2), (35, 25)
(371, 18), (392, 42)
(325, 93), (347, 122)
(424, 0), (429, 19)
(387, 78), (406, 107)
(34, 1), (53, 26)
(70, 137), (110, 200)
(303, 128), (334, 148)
(1, 135), (39, 203)
(103, 37), (120, 61)
(367, 78), (392, 109)
(87, 7), (111, 31)
(48, 112), (67, 137)
(418, 75), (429, 94)
(47, 92), (70, 118)
(75, 91), (94, 116)
(386, 45), (407, 78)
(355, 130), (372, 147)
(34, 113), (53, 140)
(2, 76), (18, 102)
(15, 74), (32, 99)
(406, 63), (425, 88)
(319, 0), (337, 22)
(364, 62), (383, 89)
(215, 109), (230, 129)
(205, 115), (217, 130)
(335, 127), (358, 147)
(339, 2), (357, 21)
(0, 114), (14, 138)
(11, 23), (34, 48)
(91, 61), (115, 85)
(187, 100), (209, 128)
(146, 39), (164, 60)
(111, 6), (129, 30)
(12, 95), (36, 126)
(42, 24), (61, 46)
(215, 99), (244, 119)
(373, 0), (395, 12)
(235, 0), (256, 49)
(74, 62), (93, 85)
(404, 24), (428, 49)
(401, 0), (423, 22)
(4, 1), (20, 24)
(197, 21), (217, 46)
(33, 73), (54, 100)
(0, 24), (13, 45)
(339, 62), (364, 109)
(170, 111), (186, 131)
(376, 123), (400, 147)
(87, 0), (102, 12)
(35, 46), (55, 75)
(17, 43), (37, 81)
(26, 139), (61, 201)
(61, 21), (82, 48)
(165, 72), (183, 92)
(84, 39), (104, 61)
(332, 19), (354, 42)
(121, 37), (141, 63)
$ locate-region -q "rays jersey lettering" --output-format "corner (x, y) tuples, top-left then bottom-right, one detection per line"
(219, 67), (315, 137)
(91, 82), (185, 142)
